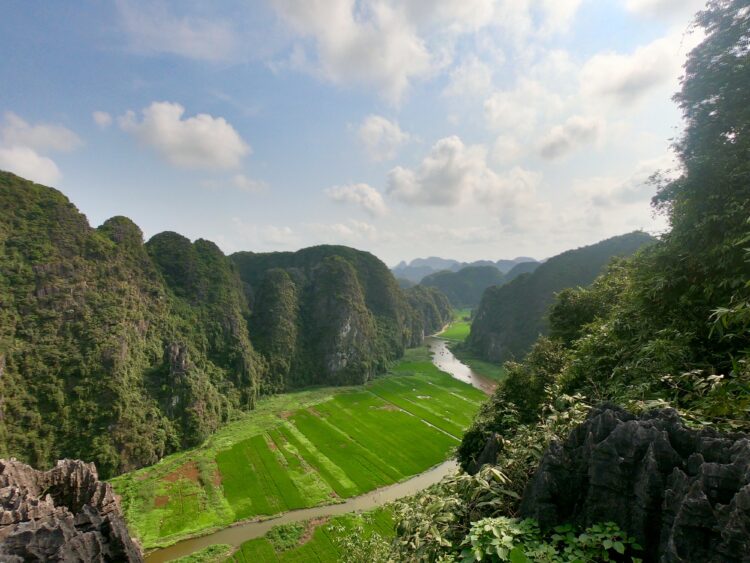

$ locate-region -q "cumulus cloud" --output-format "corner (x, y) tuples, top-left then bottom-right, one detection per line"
(2, 112), (82, 152)
(0, 113), (83, 185)
(325, 183), (388, 216)
(580, 34), (690, 106)
(386, 135), (540, 227)
(266, 0), (586, 103)
(357, 115), (409, 161)
(538, 115), (604, 159)
(491, 135), (523, 165)
(625, 0), (705, 20)
(538, 0), (584, 36)
(119, 101), (250, 169)
(575, 152), (679, 207)
(269, 0), (433, 103)
(0, 146), (61, 185)
(443, 55), (493, 97)
(484, 79), (565, 134)
(93, 111), (113, 129)
(116, 0), (238, 61)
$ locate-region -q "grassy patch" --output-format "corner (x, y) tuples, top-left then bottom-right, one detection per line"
(112, 347), (481, 550)
(173, 544), (234, 563)
(450, 345), (508, 383)
(438, 309), (473, 342)
(226, 507), (395, 563)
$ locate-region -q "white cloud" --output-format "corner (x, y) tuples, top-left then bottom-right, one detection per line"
(233, 174), (267, 192)
(266, 0), (586, 103)
(580, 34), (691, 106)
(575, 152), (679, 207)
(625, 0), (705, 20)
(119, 101), (250, 169)
(0, 113), (83, 185)
(269, 0), (434, 103)
(538, 115), (604, 159)
(325, 183), (388, 216)
(116, 0), (238, 61)
(484, 79), (565, 134)
(538, 0), (584, 36)
(491, 135), (524, 165)
(357, 115), (410, 161)
(443, 55), (493, 97)
(1, 112), (82, 152)
(387, 136), (486, 206)
(386, 135), (541, 227)
(400, 0), (497, 32)
(93, 111), (113, 129)
(0, 146), (61, 185)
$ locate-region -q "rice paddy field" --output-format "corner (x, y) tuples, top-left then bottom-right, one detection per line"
(110, 348), (486, 550)
(438, 308), (472, 342)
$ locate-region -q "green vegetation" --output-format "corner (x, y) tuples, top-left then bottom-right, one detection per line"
(436, 308), (472, 342)
(438, 321), (471, 342)
(460, 518), (641, 562)
(387, 3), (750, 559)
(0, 175), (451, 477)
(421, 266), (506, 308)
(451, 347), (507, 383)
(173, 544), (234, 563)
(468, 231), (654, 363)
(111, 349), (484, 549)
(228, 507), (394, 562)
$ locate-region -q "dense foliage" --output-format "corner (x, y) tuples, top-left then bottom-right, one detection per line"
(0, 178), (450, 476)
(468, 232), (654, 363)
(421, 266), (507, 308)
(232, 246), (452, 386)
(395, 1), (750, 559)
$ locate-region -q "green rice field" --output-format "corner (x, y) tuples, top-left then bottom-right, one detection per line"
(110, 348), (485, 550)
(438, 309), (472, 342)
(227, 507), (394, 563)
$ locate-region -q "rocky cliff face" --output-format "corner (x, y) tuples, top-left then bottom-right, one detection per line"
(0, 458), (142, 562)
(520, 405), (750, 562)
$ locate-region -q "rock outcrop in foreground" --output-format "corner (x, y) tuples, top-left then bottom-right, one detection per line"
(520, 405), (750, 562)
(0, 458), (143, 562)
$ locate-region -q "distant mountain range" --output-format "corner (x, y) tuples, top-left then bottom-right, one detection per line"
(392, 256), (538, 284)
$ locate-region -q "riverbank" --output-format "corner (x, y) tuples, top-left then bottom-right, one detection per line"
(113, 345), (486, 557)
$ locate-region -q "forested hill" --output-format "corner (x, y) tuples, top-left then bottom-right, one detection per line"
(420, 261), (541, 309)
(420, 265), (506, 308)
(393, 256), (538, 284)
(231, 246), (451, 390)
(0, 173), (450, 477)
(468, 231), (654, 362)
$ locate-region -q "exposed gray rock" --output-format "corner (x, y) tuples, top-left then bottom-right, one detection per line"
(520, 404), (750, 562)
(0, 458), (143, 562)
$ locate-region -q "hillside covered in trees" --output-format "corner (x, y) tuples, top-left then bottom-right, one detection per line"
(467, 231), (654, 363)
(392, 256), (538, 284)
(393, 2), (750, 560)
(0, 175), (451, 477)
(420, 261), (541, 309)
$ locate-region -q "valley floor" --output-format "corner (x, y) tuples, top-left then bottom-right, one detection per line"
(111, 347), (486, 552)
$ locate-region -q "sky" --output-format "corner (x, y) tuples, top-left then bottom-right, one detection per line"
(0, 0), (705, 265)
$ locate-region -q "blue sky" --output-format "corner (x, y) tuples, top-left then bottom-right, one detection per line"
(0, 0), (704, 264)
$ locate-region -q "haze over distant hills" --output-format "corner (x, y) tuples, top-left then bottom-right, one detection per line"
(392, 256), (538, 284)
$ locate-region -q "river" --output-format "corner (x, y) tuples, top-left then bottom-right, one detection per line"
(146, 336), (493, 562)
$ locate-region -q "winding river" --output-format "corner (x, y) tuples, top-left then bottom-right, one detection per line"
(146, 336), (493, 562)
